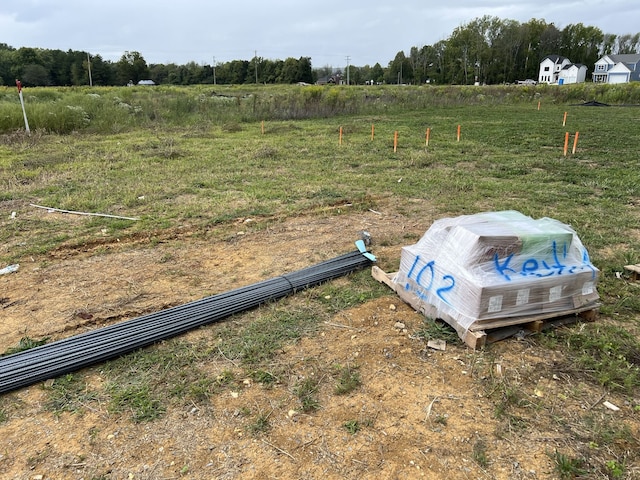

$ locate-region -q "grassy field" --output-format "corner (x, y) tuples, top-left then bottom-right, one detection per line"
(2, 85), (639, 264)
(1, 84), (640, 478)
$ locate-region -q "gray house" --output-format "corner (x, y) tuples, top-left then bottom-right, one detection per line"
(592, 54), (640, 83)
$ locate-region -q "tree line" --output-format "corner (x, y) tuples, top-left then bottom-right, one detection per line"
(1, 16), (638, 88)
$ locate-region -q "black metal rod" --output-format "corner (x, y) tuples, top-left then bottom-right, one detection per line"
(0, 250), (371, 394)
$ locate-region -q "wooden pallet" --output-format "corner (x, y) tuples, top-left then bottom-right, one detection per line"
(372, 266), (599, 349)
(624, 264), (640, 280)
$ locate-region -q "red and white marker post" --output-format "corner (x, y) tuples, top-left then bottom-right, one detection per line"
(16, 79), (31, 135)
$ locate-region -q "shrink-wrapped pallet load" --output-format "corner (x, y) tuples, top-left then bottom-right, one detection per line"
(392, 211), (599, 338)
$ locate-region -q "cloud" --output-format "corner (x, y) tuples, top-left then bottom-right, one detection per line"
(1, 0), (637, 68)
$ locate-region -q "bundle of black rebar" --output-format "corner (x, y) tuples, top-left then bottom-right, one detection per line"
(0, 249), (372, 394)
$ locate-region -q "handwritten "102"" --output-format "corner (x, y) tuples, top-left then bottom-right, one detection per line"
(404, 255), (456, 305)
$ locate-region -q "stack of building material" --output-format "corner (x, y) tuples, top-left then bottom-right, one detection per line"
(388, 211), (599, 347)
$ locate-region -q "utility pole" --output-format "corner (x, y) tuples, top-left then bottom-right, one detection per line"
(87, 52), (93, 87)
(213, 56), (216, 85)
(255, 50), (258, 84)
(345, 55), (350, 85)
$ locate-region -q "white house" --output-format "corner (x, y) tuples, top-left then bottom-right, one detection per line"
(592, 54), (640, 83)
(558, 64), (587, 84)
(538, 55), (572, 84)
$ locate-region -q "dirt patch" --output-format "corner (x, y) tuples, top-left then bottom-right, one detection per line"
(0, 205), (637, 479)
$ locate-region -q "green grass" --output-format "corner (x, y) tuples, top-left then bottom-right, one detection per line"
(2, 336), (49, 356)
(2, 84), (640, 474)
(415, 319), (461, 344)
(537, 323), (640, 394)
(343, 419), (361, 435)
(43, 373), (99, 415)
(294, 377), (321, 413)
(216, 304), (322, 366)
(247, 410), (272, 435)
(550, 449), (588, 479)
(333, 363), (361, 395)
(2, 86), (640, 269)
(107, 383), (165, 422)
(99, 340), (218, 421)
(472, 437), (490, 468)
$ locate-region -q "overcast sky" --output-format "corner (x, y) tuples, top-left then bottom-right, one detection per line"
(1, 1), (638, 68)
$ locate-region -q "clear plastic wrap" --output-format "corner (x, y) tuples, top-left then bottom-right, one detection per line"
(392, 211), (599, 331)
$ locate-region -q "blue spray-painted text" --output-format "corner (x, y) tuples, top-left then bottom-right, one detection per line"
(404, 255), (456, 305)
(493, 241), (597, 282)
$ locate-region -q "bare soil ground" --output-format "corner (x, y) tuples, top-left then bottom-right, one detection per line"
(1, 202), (638, 479)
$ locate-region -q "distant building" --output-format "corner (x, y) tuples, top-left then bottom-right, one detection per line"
(558, 63), (587, 85)
(592, 54), (640, 83)
(538, 55), (572, 84)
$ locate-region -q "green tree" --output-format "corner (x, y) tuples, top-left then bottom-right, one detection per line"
(0, 44), (16, 86)
(261, 59), (283, 83)
(225, 60), (249, 84)
(601, 34), (617, 56)
(116, 51), (149, 85)
(560, 23), (603, 67)
(446, 16), (497, 84)
(46, 49), (71, 85)
(21, 64), (50, 86)
(278, 57), (299, 83)
(485, 19), (526, 84)
(385, 51), (412, 84)
(89, 55), (116, 86)
(297, 57), (313, 83)
(370, 63), (384, 84)
(616, 33), (640, 54)
(69, 50), (90, 85)
(539, 24), (562, 57)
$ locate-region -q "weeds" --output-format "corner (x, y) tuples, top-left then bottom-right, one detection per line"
(343, 420), (361, 435)
(247, 411), (272, 435)
(472, 437), (490, 468)
(549, 450), (588, 479)
(432, 414), (448, 426)
(538, 324), (640, 395)
(100, 340), (216, 420)
(216, 306), (320, 366)
(2, 336), (49, 356)
(318, 270), (389, 313)
(606, 459), (625, 479)
(580, 413), (633, 447)
(42, 374), (98, 415)
(415, 319), (460, 344)
(294, 377), (321, 413)
(333, 364), (361, 395)
(249, 369), (278, 386)
(107, 383), (165, 422)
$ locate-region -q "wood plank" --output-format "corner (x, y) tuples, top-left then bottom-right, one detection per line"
(371, 267), (599, 349)
(461, 330), (487, 349)
(467, 304), (600, 332)
(624, 264), (640, 280)
(371, 266), (396, 290)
